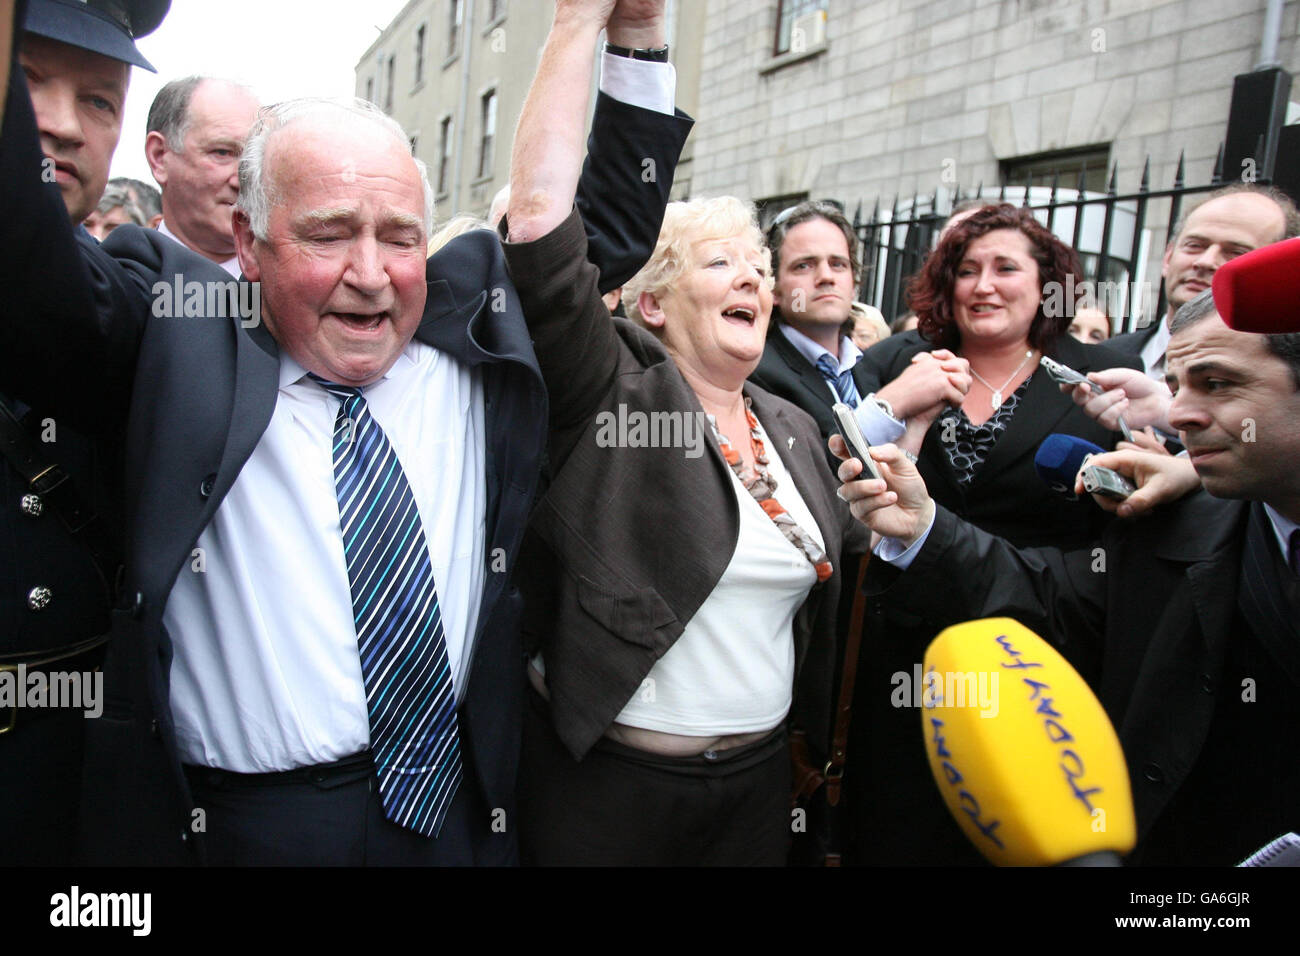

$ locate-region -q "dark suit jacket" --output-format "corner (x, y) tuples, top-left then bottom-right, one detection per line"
(834, 329), (1140, 864)
(0, 64), (692, 863)
(504, 213), (870, 762)
(1107, 322), (1161, 366)
(866, 492), (1298, 863)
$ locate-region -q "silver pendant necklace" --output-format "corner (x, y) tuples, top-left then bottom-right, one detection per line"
(969, 349), (1035, 409)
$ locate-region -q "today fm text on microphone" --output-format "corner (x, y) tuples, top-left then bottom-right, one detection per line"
(1033, 433), (1104, 499)
(1212, 236), (1300, 334)
(921, 617), (1135, 867)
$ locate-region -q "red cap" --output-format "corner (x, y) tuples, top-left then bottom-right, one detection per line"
(1212, 237), (1300, 334)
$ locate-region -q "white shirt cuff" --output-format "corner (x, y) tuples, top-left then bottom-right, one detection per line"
(599, 51), (677, 115)
(855, 399), (906, 446)
(873, 511), (936, 570)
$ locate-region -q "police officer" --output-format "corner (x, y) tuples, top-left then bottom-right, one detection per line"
(1, 0), (167, 865)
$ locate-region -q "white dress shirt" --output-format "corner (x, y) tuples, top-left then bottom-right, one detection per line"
(167, 345), (486, 771)
(1139, 319), (1173, 382)
(1263, 504), (1299, 572)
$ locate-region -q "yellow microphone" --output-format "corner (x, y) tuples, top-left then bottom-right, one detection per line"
(921, 618), (1135, 866)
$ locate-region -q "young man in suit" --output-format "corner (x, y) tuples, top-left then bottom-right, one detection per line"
(838, 267), (1300, 864)
(1, 0), (691, 864)
(750, 200), (970, 465)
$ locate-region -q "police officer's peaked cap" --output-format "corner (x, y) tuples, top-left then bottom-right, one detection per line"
(24, 0), (170, 73)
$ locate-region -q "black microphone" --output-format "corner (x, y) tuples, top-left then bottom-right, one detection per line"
(1033, 434), (1104, 499)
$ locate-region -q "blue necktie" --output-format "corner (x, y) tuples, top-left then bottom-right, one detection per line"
(312, 375), (461, 838)
(815, 353), (861, 407)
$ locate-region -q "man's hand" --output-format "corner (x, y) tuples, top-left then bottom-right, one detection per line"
(1073, 448), (1200, 518)
(606, 0), (666, 48)
(554, 0), (618, 31)
(1061, 366), (1173, 434)
(830, 436), (935, 546)
(876, 349), (972, 420)
(1118, 427), (1172, 456)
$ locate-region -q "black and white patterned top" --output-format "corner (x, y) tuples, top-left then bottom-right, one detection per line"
(937, 373), (1035, 485)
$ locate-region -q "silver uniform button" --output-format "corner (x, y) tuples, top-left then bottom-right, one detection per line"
(20, 494), (43, 517)
(27, 586), (53, 610)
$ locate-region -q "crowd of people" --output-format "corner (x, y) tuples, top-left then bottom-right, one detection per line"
(2, 0), (1297, 869)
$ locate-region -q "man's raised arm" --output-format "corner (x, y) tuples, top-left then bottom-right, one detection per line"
(509, 0), (666, 243)
(576, 1), (691, 292)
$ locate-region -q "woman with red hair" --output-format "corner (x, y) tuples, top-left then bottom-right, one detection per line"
(844, 203), (1141, 866)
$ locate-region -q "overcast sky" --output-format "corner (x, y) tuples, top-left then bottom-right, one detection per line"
(111, 0), (412, 183)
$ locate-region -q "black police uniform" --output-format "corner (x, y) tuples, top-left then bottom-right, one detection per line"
(0, 396), (120, 864)
(1, 0), (168, 864)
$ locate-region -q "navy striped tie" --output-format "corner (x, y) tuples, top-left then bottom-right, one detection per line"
(312, 375), (461, 838)
(815, 352), (861, 407)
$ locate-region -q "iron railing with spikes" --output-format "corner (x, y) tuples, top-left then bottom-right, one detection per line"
(852, 146), (1237, 334)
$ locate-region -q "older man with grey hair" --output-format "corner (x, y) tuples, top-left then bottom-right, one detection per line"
(2, 0), (691, 865)
(145, 74), (259, 273)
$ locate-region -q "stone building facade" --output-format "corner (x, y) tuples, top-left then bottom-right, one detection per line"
(358, 0), (1298, 322)
(692, 0), (1298, 324)
(691, 0), (1298, 217)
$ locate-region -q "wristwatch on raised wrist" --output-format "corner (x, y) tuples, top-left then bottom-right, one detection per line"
(866, 392), (896, 420)
(604, 41), (670, 62)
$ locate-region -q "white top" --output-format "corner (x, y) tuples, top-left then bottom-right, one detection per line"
(166, 343), (486, 772)
(612, 419), (823, 735)
(157, 219), (241, 277)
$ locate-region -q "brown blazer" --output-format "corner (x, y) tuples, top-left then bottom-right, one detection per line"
(505, 211), (870, 761)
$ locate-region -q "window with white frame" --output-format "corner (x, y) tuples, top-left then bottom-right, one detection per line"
(438, 115), (454, 194)
(477, 89), (497, 180)
(774, 0), (826, 56)
(448, 0), (463, 57)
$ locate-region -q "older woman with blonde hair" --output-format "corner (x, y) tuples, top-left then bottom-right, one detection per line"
(509, 193), (868, 866)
